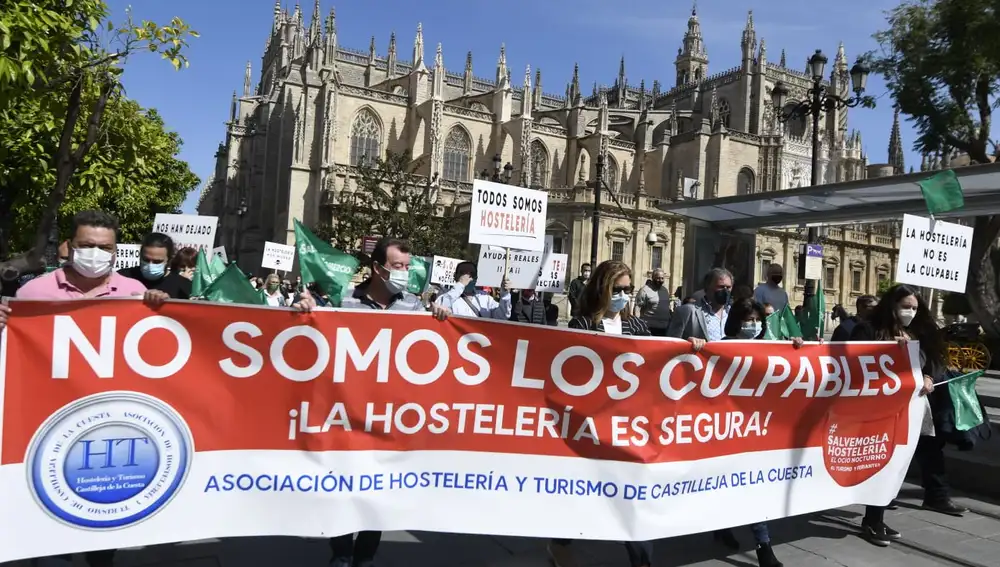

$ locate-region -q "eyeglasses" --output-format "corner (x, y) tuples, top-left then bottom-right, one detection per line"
(612, 285), (634, 295)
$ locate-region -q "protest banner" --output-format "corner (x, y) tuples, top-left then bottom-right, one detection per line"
(477, 236), (566, 291)
(0, 300), (923, 561)
(114, 244), (141, 271)
(152, 214), (219, 253)
(430, 256), (463, 286)
(262, 241), (296, 271)
(468, 179), (547, 251)
(895, 214), (973, 293)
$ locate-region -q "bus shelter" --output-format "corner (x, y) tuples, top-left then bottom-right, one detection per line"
(656, 162), (1000, 296)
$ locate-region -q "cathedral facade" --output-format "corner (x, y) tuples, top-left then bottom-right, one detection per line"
(198, 2), (903, 311)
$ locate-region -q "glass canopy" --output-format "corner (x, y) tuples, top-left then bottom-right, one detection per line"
(658, 162), (1000, 229)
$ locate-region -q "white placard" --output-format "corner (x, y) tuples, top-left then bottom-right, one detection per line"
(476, 237), (565, 291)
(430, 256), (463, 285)
(896, 214), (973, 293)
(535, 253), (568, 293)
(152, 213), (218, 253)
(114, 244), (141, 271)
(212, 246), (228, 264)
(262, 241), (296, 271)
(468, 179), (548, 252)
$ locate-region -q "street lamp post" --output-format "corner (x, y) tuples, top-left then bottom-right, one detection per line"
(234, 198), (248, 264)
(483, 153), (515, 184)
(771, 49), (869, 307)
(589, 155), (605, 269)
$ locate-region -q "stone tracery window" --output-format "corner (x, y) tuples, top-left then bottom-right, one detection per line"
(442, 127), (472, 182)
(530, 140), (549, 188)
(606, 156), (620, 192)
(718, 97), (731, 128)
(349, 109), (382, 166)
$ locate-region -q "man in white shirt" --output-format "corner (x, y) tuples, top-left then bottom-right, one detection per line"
(753, 263), (789, 312)
(435, 261), (511, 319)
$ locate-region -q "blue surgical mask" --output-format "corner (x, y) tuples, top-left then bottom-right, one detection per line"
(609, 291), (629, 313)
(740, 321), (762, 339)
(140, 261), (166, 280)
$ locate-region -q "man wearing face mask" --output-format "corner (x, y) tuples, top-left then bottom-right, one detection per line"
(435, 261), (512, 319)
(633, 268), (672, 336)
(567, 263), (590, 318)
(0, 210), (167, 567)
(753, 263), (788, 312)
(666, 267), (733, 352)
(118, 232), (191, 299)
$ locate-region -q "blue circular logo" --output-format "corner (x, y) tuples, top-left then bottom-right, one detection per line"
(25, 391), (194, 529)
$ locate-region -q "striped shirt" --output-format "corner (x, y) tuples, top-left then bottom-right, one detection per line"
(568, 314), (650, 336)
(340, 280), (425, 311)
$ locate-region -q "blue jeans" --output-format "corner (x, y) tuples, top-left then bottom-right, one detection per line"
(750, 522), (770, 544)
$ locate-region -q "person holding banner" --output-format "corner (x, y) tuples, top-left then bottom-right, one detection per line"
(435, 261), (512, 319)
(118, 232), (192, 299)
(711, 297), (807, 567)
(852, 284), (964, 547)
(0, 210), (172, 567)
(548, 259), (653, 567)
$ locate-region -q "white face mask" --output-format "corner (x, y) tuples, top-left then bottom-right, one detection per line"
(740, 321), (762, 339)
(382, 265), (409, 294)
(897, 308), (917, 327)
(71, 247), (114, 279)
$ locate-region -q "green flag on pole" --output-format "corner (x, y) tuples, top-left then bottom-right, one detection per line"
(210, 250), (227, 273)
(801, 277), (825, 341)
(918, 169), (964, 215)
(946, 370), (985, 431)
(202, 264), (266, 305)
(764, 305), (803, 340)
(190, 249), (225, 298)
(408, 256), (431, 295)
(293, 219), (359, 304)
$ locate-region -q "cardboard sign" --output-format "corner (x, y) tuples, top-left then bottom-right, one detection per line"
(896, 214), (973, 293)
(468, 179), (547, 252)
(212, 246), (228, 264)
(476, 236), (565, 291)
(262, 241), (296, 271)
(114, 244), (141, 271)
(152, 214), (218, 253)
(535, 253), (568, 293)
(430, 256), (463, 286)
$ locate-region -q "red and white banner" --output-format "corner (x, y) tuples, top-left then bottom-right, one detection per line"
(0, 300), (924, 561)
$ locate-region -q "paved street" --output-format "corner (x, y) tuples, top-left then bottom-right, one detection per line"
(14, 483), (1000, 567)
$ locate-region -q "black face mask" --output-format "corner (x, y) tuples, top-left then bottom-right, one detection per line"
(771, 275), (782, 284)
(712, 288), (731, 305)
(651, 281), (664, 289)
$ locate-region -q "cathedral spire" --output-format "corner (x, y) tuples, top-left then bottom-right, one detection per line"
(323, 7), (337, 68)
(618, 56), (626, 86)
(675, 3), (708, 85)
(273, 0), (283, 32)
(387, 32), (397, 77)
(412, 23), (425, 69)
(888, 108), (904, 174)
(243, 61), (252, 96)
(368, 36), (376, 64)
(432, 43), (445, 99)
(533, 68), (542, 110)
(835, 41), (848, 73)
(522, 65), (532, 118)
(779, 48), (786, 67)
(496, 43), (508, 88)
(463, 51), (473, 95)
(308, 0), (321, 43)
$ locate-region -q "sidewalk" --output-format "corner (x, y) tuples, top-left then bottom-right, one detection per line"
(17, 483), (1000, 567)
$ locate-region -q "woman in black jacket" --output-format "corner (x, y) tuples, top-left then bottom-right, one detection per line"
(547, 259), (653, 567)
(852, 284), (961, 547)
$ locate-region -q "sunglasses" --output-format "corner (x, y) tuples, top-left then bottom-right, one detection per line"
(612, 285), (634, 294)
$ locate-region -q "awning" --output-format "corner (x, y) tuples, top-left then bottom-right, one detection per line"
(657, 162), (1000, 230)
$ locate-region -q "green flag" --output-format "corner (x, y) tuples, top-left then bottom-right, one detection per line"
(210, 251), (227, 273)
(764, 305), (803, 340)
(293, 219), (359, 303)
(408, 256), (431, 295)
(947, 370), (985, 431)
(801, 278), (825, 341)
(190, 249), (225, 297)
(918, 169), (964, 215)
(202, 264), (266, 305)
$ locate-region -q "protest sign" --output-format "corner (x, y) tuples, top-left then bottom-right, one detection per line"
(896, 214), (973, 293)
(262, 241), (296, 271)
(0, 299), (923, 561)
(477, 236), (565, 291)
(535, 253), (568, 292)
(469, 179), (547, 251)
(212, 246), (228, 264)
(430, 256), (463, 285)
(152, 214), (218, 253)
(114, 244), (141, 271)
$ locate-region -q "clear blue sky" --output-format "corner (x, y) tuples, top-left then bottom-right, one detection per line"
(105, 0), (913, 214)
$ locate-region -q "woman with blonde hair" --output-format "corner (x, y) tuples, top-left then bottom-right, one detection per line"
(546, 259), (653, 567)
